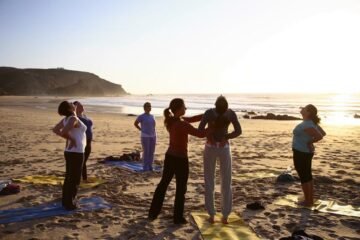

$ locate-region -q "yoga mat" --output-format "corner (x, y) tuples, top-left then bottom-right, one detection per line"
(191, 212), (260, 240)
(13, 176), (106, 189)
(274, 195), (360, 218)
(233, 171), (279, 181)
(103, 161), (161, 172)
(0, 196), (111, 224)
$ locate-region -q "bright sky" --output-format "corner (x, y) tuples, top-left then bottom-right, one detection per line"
(1, 0), (360, 94)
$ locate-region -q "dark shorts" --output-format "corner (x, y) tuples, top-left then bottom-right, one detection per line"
(293, 148), (314, 184)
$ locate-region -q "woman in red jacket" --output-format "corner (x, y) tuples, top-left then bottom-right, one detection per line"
(148, 98), (210, 224)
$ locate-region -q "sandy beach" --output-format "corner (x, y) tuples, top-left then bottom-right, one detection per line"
(0, 96), (359, 240)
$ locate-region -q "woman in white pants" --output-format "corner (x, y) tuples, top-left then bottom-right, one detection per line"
(198, 96), (242, 224)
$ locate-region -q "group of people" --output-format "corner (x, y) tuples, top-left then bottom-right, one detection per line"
(52, 96), (326, 225)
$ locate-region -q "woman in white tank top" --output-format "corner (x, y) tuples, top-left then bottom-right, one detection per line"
(63, 115), (87, 153)
(53, 101), (87, 210)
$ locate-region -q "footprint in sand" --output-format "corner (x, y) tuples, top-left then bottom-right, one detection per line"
(328, 233), (339, 239)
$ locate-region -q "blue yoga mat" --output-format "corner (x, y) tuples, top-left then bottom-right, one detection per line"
(0, 196), (111, 224)
(104, 161), (162, 172)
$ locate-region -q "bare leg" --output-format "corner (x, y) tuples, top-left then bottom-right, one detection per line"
(208, 216), (215, 224)
(301, 181), (313, 206)
(309, 179), (314, 204)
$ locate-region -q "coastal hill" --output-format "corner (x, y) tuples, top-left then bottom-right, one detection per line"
(0, 67), (127, 96)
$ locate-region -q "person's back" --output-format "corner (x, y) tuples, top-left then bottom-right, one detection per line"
(167, 115), (204, 157)
(201, 108), (240, 143)
(198, 95), (242, 224)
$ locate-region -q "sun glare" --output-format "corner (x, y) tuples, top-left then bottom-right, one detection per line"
(324, 94), (358, 125)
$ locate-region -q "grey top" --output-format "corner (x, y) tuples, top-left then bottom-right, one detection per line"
(198, 108), (242, 142)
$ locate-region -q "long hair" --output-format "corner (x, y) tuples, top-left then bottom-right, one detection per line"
(58, 101), (73, 117)
(305, 104), (321, 125)
(214, 95), (229, 129)
(164, 98), (184, 131)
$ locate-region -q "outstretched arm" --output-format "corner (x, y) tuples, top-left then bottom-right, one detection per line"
(184, 122), (208, 138)
(183, 114), (203, 123)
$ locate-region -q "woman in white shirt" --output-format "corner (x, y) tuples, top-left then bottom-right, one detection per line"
(53, 101), (87, 210)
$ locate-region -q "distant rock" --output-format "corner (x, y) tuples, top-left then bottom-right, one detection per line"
(354, 114), (360, 119)
(0, 67), (128, 96)
(243, 114), (250, 119)
(247, 111), (257, 115)
(251, 113), (302, 121)
(127, 114), (137, 117)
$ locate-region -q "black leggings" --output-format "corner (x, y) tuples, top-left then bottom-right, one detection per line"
(82, 140), (92, 180)
(62, 151), (84, 209)
(149, 153), (189, 221)
(293, 149), (314, 184)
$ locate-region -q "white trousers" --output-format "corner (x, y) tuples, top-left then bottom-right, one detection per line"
(203, 145), (232, 218)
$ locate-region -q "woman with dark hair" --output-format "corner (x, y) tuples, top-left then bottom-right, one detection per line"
(148, 98), (209, 224)
(73, 101), (93, 181)
(198, 95), (242, 224)
(292, 104), (326, 206)
(52, 101), (87, 210)
(134, 102), (156, 171)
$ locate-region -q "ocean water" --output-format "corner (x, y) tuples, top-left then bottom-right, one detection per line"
(74, 93), (360, 125)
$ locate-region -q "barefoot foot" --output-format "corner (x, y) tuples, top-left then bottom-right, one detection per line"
(208, 216), (215, 224)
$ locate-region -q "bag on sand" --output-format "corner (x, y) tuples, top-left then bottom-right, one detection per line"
(279, 230), (324, 240)
(104, 151), (141, 162)
(0, 183), (20, 195)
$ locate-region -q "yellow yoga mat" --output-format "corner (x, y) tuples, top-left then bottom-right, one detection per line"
(191, 212), (260, 240)
(274, 195), (360, 218)
(13, 176), (106, 189)
(234, 172), (277, 179)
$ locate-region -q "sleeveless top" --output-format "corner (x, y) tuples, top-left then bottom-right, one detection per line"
(198, 108), (242, 146)
(63, 116), (87, 153)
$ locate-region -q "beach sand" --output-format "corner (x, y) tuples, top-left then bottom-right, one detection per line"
(0, 96), (359, 240)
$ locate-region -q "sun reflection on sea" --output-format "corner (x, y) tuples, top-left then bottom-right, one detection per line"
(323, 94), (360, 125)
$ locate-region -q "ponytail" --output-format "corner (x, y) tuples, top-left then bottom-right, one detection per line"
(164, 98), (185, 131)
(311, 115), (321, 125)
(164, 107), (173, 131)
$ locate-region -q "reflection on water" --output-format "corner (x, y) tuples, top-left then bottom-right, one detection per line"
(324, 112), (359, 125)
(74, 93), (360, 125)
